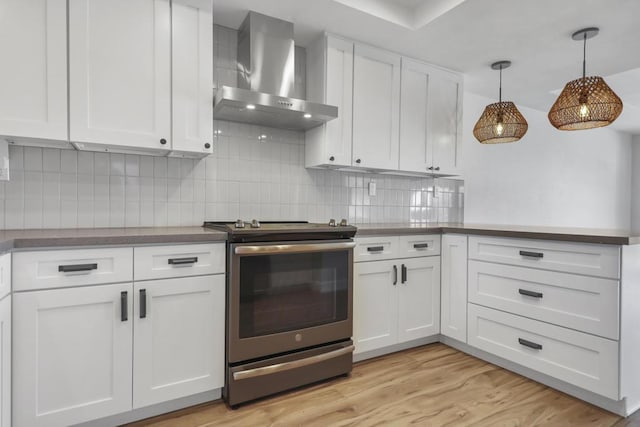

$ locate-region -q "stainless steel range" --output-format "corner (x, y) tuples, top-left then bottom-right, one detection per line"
(204, 220), (356, 407)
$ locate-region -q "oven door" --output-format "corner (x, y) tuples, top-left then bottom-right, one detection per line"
(228, 240), (354, 363)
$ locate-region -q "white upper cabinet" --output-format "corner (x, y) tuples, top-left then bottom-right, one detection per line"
(399, 58), (463, 175)
(0, 0), (68, 142)
(352, 44), (400, 170)
(171, 0), (214, 157)
(305, 35), (461, 176)
(69, 0), (172, 153)
(305, 35), (354, 168)
(399, 58), (431, 173)
(428, 66), (462, 176)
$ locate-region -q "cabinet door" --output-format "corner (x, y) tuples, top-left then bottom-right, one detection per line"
(14, 283), (133, 427)
(441, 234), (468, 342)
(0, 0), (67, 141)
(352, 44), (400, 170)
(0, 296), (10, 427)
(429, 68), (462, 175)
(399, 58), (431, 173)
(324, 36), (354, 167)
(171, 0), (213, 156)
(353, 260), (398, 354)
(133, 275), (224, 408)
(69, 0), (171, 151)
(398, 256), (440, 342)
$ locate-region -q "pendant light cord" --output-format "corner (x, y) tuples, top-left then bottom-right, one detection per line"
(499, 64), (503, 102)
(582, 32), (587, 79)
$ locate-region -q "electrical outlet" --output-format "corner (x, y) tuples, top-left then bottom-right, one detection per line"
(0, 168), (7, 181)
(368, 181), (377, 196)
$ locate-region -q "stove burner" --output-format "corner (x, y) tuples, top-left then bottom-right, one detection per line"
(204, 220), (357, 243)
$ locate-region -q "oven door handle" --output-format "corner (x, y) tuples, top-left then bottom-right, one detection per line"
(232, 345), (355, 381)
(234, 241), (356, 255)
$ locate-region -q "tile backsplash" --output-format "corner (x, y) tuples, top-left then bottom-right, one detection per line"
(1, 135), (463, 229)
(0, 23), (463, 230)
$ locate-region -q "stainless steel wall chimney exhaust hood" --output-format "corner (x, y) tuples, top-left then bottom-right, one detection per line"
(213, 12), (338, 131)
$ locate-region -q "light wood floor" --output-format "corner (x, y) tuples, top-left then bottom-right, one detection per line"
(128, 343), (640, 427)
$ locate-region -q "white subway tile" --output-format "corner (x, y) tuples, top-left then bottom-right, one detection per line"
(61, 150), (78, 174)
(77, 151), (94, 175)
(42, 199), (61, 228)
(94, 153), (110, 175)
(77, 200), (94, 228)
(109, 200), (125, 227)
(140, 155), (154, 177)
(43, 148), (61, 172)
(125, 155), (140, 177)
(60, 200), (78, 228)
(110, 153), (125, 176)
(24, 198), (43, 229)
(8, 145), (24, 171)
(23, 147), (43, 171)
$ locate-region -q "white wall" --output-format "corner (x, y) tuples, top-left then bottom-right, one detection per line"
(462, 92), (632, 230)
(632, 135), (640, 232)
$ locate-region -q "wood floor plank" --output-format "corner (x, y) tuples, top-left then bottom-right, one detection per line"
(127, 343), (624, 427)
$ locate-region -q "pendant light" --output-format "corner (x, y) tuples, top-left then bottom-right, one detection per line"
(473, 61), (528, 144)
(548, 27), (623, 130)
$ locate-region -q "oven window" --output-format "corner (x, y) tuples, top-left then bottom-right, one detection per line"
(239, 250), (349, 338)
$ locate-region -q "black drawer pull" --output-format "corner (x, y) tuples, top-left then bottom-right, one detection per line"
(58, 263), (98, 273)
(168, 257), (198, 265)
(121, 291), (128, 322)
(519, 250), (544, 259)
(140, 289), (147, 319)
(393, 265), (398, 285)
(518, 338), (542, 350)
(401, 264), (407, 283)
(519, 289), (543, 298)
(413, 243), (429, 249)
(367, 246), (384, 252)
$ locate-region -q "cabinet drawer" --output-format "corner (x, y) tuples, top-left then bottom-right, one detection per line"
(13, 248), (133, 291)
(468, 304), (619, 400)
(398, 234), (440, 257)
(468, 261), (619, 339)
(468, 236), (620, 279)
(0, 252), (10, 299)
(134, 244), (224, 280)
(354, 236), (398, 262)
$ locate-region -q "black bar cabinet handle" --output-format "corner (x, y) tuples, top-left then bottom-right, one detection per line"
(519, 289), (543, 298)
(140, 289), (147, 319)
(121, 291), (128, 322)
(413, 243), (429, 249)
(519, 250), (544, 259)
(401, 264), (407, 284)
(58, 263), (98, 273)
(518, 338), (542, 350)
(168, 257), (198, 265)
(367, 246), (384, 253)
(393, 265), (398, 285)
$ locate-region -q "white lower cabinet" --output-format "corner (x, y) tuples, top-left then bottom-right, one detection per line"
(354, 259), (399, 353)
(468, 303), (619, 400)
(133, 275), (225, 408)
(440, 234), (467, 342)
(0, 295), (10, 427)
(353, 242), (440, 356)
(14, 283), (134, 427)
(398, 257), (440, 342)
(12, 243), (226, 426)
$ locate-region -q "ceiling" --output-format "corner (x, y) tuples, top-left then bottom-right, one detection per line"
(212, 0), (640, 135)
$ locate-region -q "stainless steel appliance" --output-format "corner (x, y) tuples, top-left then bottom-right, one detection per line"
(212, 12), (338, 131)
(203, 220), (356, 407)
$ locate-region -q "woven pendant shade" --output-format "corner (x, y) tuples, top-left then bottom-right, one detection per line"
(548, 76), (623, 130)
(474, 101), (528, 144)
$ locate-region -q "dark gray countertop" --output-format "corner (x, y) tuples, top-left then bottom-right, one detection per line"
(355, 223), (640, 245)
(0, 223), (637, 251)
(0, 227), (227, 251)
